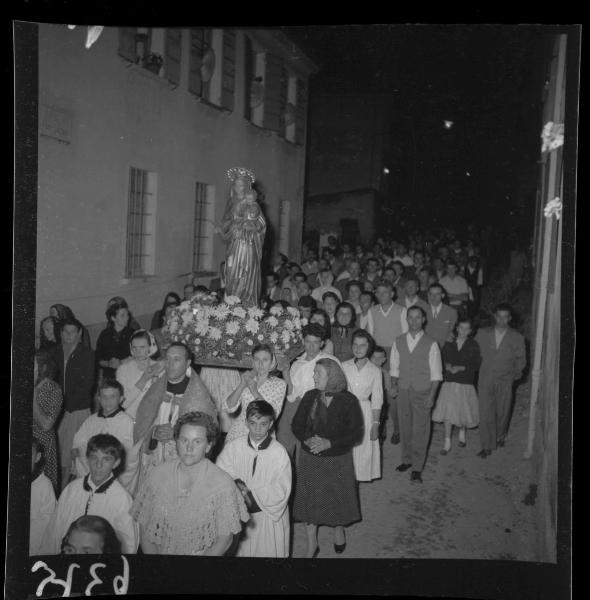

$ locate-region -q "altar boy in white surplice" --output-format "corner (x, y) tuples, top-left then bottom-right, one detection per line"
(216, 400), (292, 558)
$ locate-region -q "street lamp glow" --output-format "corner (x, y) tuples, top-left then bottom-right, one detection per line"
(383, 167), (390, 175)
(444, 120), (454, 129)
(466, 171), (471, 176)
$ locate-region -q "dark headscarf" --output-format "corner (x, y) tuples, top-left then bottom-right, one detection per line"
(307, 358), (347, 434)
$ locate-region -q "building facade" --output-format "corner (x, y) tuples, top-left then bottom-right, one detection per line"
(303, 93), (396, 247)
(37, 25), (315, 342)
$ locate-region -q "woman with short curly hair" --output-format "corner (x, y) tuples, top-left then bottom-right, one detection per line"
(131, 411), (249, 555)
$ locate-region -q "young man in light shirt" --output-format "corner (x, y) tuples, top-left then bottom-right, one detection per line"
(390, 306), (442, 483)
(396, 278), (430, 311)
(439, 260), (470, 312)
(368, 281), (408, 445)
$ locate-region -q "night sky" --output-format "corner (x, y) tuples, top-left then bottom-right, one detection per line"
(284, 25), (549, 234)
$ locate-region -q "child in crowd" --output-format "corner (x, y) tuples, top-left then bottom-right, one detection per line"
(216, 400), (292, 557)
(71, 379), (135, 492)
(30, 439), (57, 555)
(61, 515), (122, 555)
(40, 434), (138, 554)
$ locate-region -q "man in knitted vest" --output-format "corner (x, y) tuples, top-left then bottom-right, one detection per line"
(390, 306), (442, 483)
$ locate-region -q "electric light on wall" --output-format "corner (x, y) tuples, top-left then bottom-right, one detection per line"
(443, 120), (454, 129)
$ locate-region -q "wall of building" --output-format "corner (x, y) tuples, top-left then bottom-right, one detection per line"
(307, 93), (394, 196)
(36, 25), (309, 344)
(304, 190), (376, 244)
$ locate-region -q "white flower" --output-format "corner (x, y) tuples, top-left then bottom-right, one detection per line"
(257, 334), (264, 341)
(195, 338), (201, 345)
(225, 296), (240, 306)
(285, 343), (290, 349)
(267, 316), (279, 328)
(248, 307), (264, 319)
(246, 339), (254, 346)
(232, 307), (247, 319)
(196, 319), (209, 335)
(212, 350), (219, 356)
(215, 305), (230, 320)
(281, 330), (291, 344)
(287, 306), (299, 317)
(226, 321), (240, 336)
(227, 338), (234, 346)
(270, 331), (279, 343)
(269, 306), (282, 316)
(283, 319), (294, 331)
(228, 352), (234, 357)
(245, 319), (259, 334)
(544, 197), (562, 220)
(541, 121), (564, 153)
(181, 312), (193, 325)
(209, 326), (222, 341)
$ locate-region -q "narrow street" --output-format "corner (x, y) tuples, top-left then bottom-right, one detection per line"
(292, 377), (536, 560)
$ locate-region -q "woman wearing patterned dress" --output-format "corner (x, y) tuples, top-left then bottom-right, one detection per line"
(342, 330), (383, 482)
(33, 349), (63, 490)
(292, 358), (364, 557)
(222, 344), (287, 444)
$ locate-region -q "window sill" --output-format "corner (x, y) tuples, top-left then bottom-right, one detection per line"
(121, 275), (158, 284)
(191, 94), (231, 114)
(122, 59), (176, 89)
(192, 271), (218, 278)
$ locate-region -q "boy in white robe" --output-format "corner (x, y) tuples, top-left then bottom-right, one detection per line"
(40, 433), (138, 554)
(216, 400), (292, 558)
(71, 378), (136, 493)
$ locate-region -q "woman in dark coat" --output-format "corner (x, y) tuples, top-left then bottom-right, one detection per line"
(330, 302), (357, 362)
(95, 301), (135, 380)
(291, 358), (364, 557)
(432, 317), (482, 454)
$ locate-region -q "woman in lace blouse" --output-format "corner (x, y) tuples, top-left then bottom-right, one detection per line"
(131, 411), (249, 555)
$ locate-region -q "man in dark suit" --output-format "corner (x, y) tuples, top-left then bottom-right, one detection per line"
(264, 272), (283, 302)
(424, 283), (458, 347)
(475, 303), (526, 457)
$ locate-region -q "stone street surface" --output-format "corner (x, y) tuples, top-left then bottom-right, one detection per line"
(291, 380), (536, 560)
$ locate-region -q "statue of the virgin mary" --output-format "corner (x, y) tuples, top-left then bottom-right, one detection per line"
(219, 167), (266, 307)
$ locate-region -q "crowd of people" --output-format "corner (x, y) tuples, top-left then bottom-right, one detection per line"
(30, 226), (527, 559)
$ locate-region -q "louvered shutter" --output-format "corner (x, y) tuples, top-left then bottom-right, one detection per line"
(278, 66), (288, 138)
(189, 28), (205, 96)
(262, 53), (282, 131)
(221, 29), (236, 111)
(295, 77), (308, 145)
(244, 35), (253, 119)
(164, 28), (182, 86)
(118, 27), (137, 62)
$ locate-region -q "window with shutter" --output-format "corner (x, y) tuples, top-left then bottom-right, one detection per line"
(244, 36), (254, 120)
(193, 182), (216, 272)
(278, 66), (288, 138)
(164, 28), (182, 86)
(262, 53), (282, 132)
(189, 28), (205, 96)
(118, 27), (138, 62)
(221, 29), (236, 111)
(125, 167), (157, 279)
(295, 77), (308, 145)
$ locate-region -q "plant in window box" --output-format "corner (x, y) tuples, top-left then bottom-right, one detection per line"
(143, 52), (164, 75)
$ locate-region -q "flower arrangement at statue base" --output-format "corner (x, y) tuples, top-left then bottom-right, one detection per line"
(162, 293), (304, 368)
